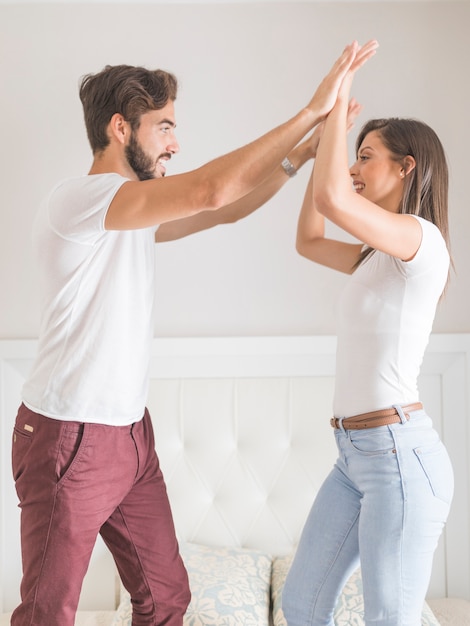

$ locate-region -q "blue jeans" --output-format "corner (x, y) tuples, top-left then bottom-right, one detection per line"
(282, 408), (454, 626)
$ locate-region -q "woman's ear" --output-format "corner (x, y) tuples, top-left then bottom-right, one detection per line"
(403, 155), (416, 176)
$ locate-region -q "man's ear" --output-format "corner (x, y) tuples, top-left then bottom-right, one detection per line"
(108, 113), (130, 145)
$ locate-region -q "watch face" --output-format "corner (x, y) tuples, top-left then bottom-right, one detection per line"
(282, 158), (297, 177)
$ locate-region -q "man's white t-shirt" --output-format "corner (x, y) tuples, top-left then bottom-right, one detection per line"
(22, 174), (158, 425)
(333, 215), (449, 418)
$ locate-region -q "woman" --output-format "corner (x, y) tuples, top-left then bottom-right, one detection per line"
(282, 43), (454, 626)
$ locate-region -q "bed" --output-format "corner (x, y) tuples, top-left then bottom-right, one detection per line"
(1, 335), (469, 624)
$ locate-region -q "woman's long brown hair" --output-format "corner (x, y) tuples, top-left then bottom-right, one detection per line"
(353, 118), (452, 281)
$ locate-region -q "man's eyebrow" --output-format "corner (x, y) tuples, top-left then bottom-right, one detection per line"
(158, 118), (176, 127)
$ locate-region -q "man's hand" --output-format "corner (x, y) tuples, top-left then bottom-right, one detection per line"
(305, 40), (378, 122)
(306, 96), (364, 159)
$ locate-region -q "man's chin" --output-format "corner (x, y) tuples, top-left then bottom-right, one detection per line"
(135, 171), (157, 182)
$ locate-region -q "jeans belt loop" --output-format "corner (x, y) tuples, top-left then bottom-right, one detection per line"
(393, 404), (409, 424)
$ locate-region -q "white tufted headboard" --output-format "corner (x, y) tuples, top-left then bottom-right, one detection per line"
(1, 335), (469, 611)
(149, 338), (337, 556)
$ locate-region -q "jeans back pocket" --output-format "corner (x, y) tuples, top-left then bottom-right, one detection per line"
(413, 440), (454, 504)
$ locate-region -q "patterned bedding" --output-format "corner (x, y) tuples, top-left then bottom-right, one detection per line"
(111, 543), (441, 626)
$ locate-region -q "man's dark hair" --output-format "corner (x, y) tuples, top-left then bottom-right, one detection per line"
(79, 65), (178, 154)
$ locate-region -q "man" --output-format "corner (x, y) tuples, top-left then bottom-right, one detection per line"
(11, 41), (377, 626)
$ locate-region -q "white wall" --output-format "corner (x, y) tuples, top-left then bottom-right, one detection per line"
(0, 1), (469, 338)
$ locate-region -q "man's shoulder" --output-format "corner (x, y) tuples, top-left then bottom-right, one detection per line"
(52, 173), (128, 195)
(40, 173), (131, 241)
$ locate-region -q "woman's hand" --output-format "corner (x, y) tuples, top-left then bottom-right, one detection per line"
(305, 40), (378, 122)
(306, 97), (363, 159)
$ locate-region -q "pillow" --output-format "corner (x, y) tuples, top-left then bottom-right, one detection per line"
(111, 542), (272, 626)
(271, 554), (441, 626)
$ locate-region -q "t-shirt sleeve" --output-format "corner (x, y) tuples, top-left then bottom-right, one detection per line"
(47, 174), (128, 245)
(402, 214), (449, 277)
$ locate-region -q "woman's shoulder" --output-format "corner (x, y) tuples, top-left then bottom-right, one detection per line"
(409, 214), (444, 240)
(405, 215), (449, 272)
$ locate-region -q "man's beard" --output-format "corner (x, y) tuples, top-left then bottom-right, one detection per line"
(125, 132), (159, 181)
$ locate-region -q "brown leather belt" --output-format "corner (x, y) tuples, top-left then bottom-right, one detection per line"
(330, 402), (423, 430)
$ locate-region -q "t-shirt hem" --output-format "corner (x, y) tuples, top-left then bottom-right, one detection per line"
(21, 399), (144, 426)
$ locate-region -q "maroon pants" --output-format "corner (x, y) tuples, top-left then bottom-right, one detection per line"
(11, 404), (190, 626)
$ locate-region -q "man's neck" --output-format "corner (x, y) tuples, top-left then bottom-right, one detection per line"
(88, 150), (138, 181)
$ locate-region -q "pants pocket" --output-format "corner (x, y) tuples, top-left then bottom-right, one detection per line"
(56, 423), (85, 484)
(12, 425), (34, 484)
(348, 426), (395, 456)
(413, 440), (454, 504)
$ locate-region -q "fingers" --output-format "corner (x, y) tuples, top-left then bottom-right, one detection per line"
(306, 40), (377, 121)
(336, 39), (378, 73)
(350, 39), (379, 72)
(336, 39), (378, 102)
(348, 97), (363, 119)
(330, 41), (359, 80)
(346, 98), (363, 132)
